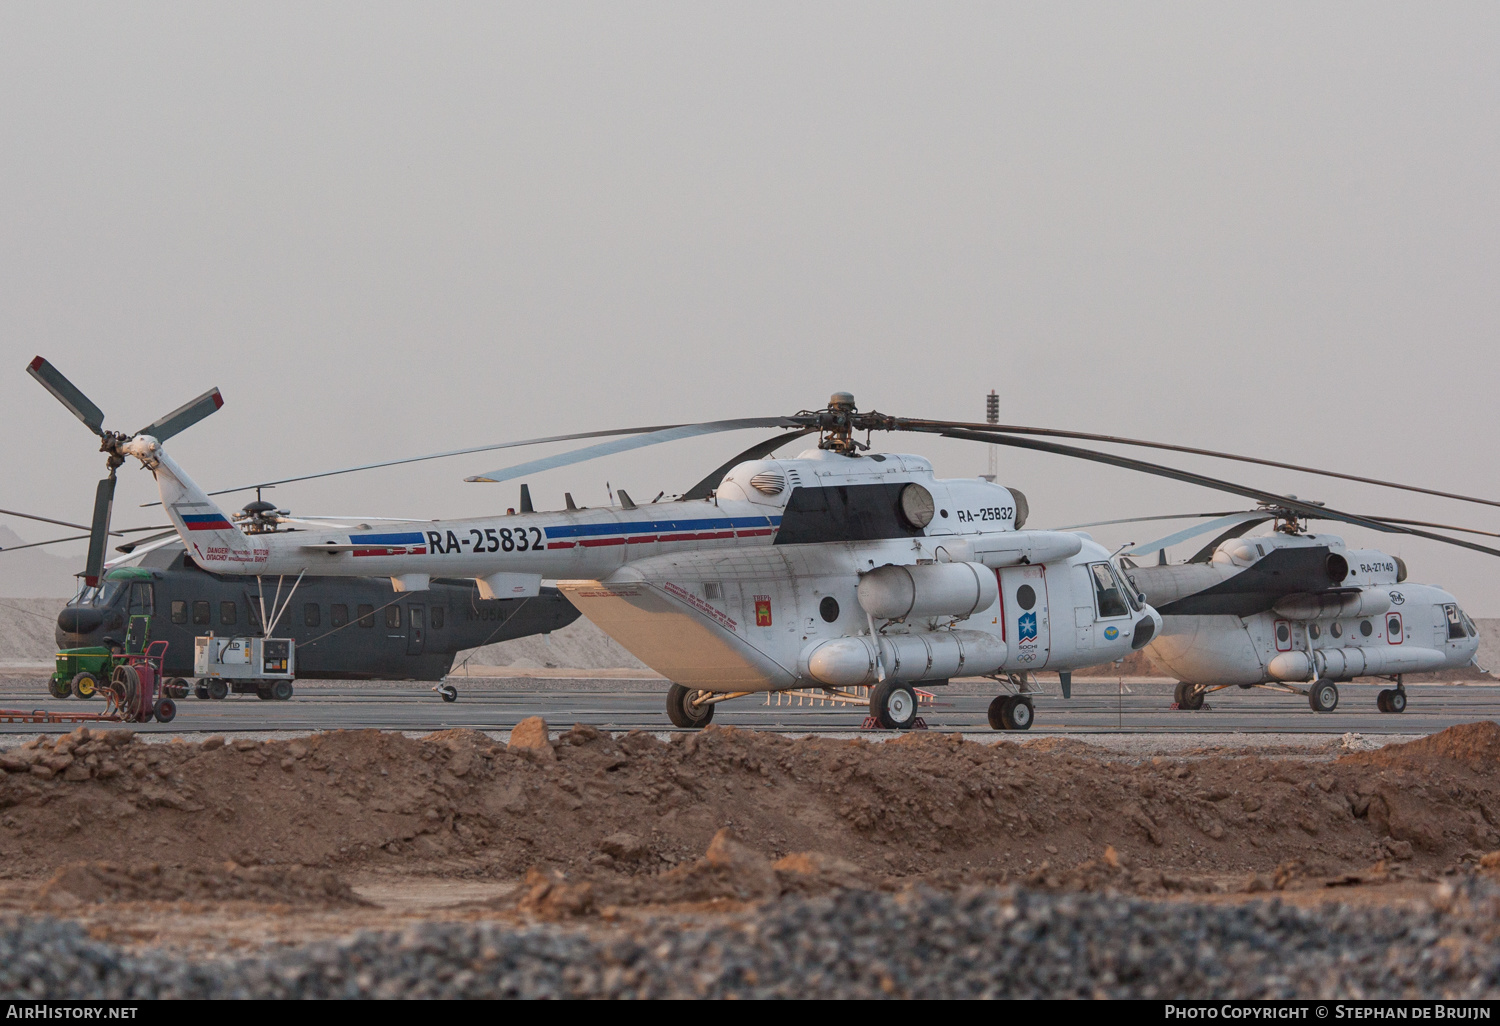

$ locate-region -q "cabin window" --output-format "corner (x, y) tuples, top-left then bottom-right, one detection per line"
(129, 582), (155, 615)
(1090, 563), (1129, 618)
(1308, 623), (1320, 640)
(386, 605), (402, 629)
(1330, 621), (1343, 638)
(431, 606), (444, 629)
(820, 596), (840, 623)
(220, 601), (236, 626)
(304, 603), (321, 628)
(357, 604), (374, 628)
(192, 600), (211, 625)
(1360, 619), (1373, 637)
(171, 600), (187, 625)
(331, 604), (348, 628)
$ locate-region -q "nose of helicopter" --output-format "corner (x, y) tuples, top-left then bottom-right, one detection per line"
(1131, 606), (1163, 650)
(57, 606), (104, 635)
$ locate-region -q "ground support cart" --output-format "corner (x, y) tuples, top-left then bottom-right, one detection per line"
(193, 635), (297, 701)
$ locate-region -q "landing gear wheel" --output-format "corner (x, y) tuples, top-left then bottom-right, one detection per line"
(194, 682), (210, 700)
(1308, 679), (1339, 713)
(666, 684), (714, 728)
(1378, 688), (1406, 714)
(1000, 695), (1034, 730)
(1174, 682), (1204, 711)
(207, 679), (228, 701)
(987, 695), (1007, 730)
(70, 671), (100, 701)
(153, 697), (176, 723)
(1377, 690), (1391, 713)
(48, 678), (71, 700)
(438, 684), (458, 703)
(271, 680), (294, 701)
(869, 680), (918, 730)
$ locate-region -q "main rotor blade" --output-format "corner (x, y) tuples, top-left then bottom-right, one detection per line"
(465, 418), (802, 485)
(137, 387), (224, 442)
(682, 428), (818, 500)
(0, 507), (126, 536)
(1122, 512), (1273, 557)
(27, 356), (105, 436)
(105, 535), (180, 568)
(940, 428), (1500, 559)
(146, 421), (766, 505)
(0, 533), (92, 553)
(896, 417), (1500, 510)
(114, 529), (178, 554)
(84, 477), (117, 586)
(1324, 515), (1500, 540)
(1051, 511), (1244, 531)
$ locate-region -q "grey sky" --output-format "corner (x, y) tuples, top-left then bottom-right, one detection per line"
(3, 4), (1498, 609)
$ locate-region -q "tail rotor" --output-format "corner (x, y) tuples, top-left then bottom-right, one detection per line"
(26, 356), (224, 585)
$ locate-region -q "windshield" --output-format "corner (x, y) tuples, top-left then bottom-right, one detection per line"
(89, 582), (124, 608)
(1111, 560), (1142, 612)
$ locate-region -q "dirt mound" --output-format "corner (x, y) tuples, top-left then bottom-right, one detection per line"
(1346, 721), (1500, 773)
(37, 861), (369, 908)
(3, 720), (1499, 891)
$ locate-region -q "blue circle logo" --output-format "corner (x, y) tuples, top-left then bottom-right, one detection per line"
(1103, 626), (1120, 640)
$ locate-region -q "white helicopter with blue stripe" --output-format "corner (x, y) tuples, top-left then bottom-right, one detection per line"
(30, 358), (1500, 730)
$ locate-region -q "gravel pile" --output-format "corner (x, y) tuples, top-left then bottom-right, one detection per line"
(7, 881), (1500, 999)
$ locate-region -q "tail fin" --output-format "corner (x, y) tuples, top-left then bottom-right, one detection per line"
(124, 438), (263, 571)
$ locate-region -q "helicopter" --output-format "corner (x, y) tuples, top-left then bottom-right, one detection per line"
(1063, 503), (1485, 713)
(27, 356), (1500, 730)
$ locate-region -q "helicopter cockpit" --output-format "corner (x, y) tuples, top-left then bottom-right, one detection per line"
(58, 569), (157, 642)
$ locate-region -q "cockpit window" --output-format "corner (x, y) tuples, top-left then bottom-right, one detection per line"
(1111, 561), (1142, 612)
(1445, 604), (1472, 640)
(91, 582), (123, 608)
(1091, 563), (1130, 618)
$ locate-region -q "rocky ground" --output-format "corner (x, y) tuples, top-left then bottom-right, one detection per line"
(5, 719), (1500, 997)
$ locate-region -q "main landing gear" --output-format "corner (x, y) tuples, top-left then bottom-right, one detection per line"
(869, 680), (918, 730)
(1377, 677), (1407, 714)
(987, 694), (1034, 731)
(1308, 679), (1339, 713)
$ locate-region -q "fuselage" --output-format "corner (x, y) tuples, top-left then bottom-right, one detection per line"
(137, 442), (1164, 693)
(54, 545), (580, 680)
(1122, 531), (1480, 685)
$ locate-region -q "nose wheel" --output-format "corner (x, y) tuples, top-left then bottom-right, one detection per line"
(436, 684), (458, 703)
(667, 684), (715, 728)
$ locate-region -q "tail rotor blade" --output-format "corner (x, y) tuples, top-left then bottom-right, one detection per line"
(27, 357), (105, 436)
(137, 387), (224, 442)
(84, 477), (117, 586)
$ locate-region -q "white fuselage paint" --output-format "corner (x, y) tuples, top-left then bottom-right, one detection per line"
(135, 442), (1163, 693)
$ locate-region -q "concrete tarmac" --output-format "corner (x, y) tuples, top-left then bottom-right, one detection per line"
(0, 675), (1494, 739)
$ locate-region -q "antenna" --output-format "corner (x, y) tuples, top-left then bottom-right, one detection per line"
(982, 390), (999, 482)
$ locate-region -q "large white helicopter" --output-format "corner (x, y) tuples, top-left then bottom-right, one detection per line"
(1070, 504), (1486, 713)
(28, 357), (1500, 730)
